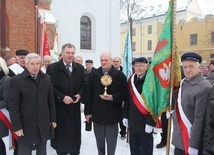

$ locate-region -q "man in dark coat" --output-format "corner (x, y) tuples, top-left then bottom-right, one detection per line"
(112, 56), (126, 140)
(203, 86), (214, 154)
(84, 52), (127, 155)
(46, 43), (86, 155)
(9, 53), (56, 155)
(84, 59), (96, 80)
(8, 49), (29, 77)
(123, 57), (156, 155)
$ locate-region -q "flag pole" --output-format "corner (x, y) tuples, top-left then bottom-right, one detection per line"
(166, 0), (177, 154)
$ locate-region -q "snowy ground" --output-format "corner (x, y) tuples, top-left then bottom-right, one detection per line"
(4, 113), (174, 155)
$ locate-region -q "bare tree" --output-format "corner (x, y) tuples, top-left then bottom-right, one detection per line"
(120, 0), (143, 21)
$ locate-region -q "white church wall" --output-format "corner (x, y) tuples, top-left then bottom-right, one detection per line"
(50, 0), (120, 68)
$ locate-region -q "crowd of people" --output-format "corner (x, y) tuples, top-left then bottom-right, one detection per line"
(0, 43), (214, 155)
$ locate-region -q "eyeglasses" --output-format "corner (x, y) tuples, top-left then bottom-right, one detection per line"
(113, 61), (119, 63)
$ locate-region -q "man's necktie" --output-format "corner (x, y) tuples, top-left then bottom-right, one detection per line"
(32, 75), (37, 80)
(66, 64), (72, 76)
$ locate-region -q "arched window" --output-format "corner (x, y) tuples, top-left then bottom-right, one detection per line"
(80, 16), (91, 50)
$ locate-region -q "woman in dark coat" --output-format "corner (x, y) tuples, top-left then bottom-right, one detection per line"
(0, 57), (10, 155)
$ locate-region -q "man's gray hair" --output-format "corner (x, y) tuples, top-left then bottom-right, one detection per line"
(26, 53), (41, 64)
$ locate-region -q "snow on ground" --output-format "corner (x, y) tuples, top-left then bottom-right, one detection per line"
(4, 113), (174, 155)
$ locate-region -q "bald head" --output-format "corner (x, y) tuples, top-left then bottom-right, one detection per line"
(100, 52), (112, 72)
(43, 55), (52, 69)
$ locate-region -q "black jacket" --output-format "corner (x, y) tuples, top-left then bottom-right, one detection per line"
(123, 74), (156, 135)
(203, 86), (214, 155)
(46, 60), (86, 153)
(84, 66), (127, 124)
(9, 70), (56, 144)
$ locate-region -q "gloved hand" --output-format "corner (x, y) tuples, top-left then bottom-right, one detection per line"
(122, 118), (128, 127)
(188, 147), (198, 155)
(166, 110), (174, 119)
(145, 124), (153, 133)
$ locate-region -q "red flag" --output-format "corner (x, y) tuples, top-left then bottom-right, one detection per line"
(41, 23), (50, 56)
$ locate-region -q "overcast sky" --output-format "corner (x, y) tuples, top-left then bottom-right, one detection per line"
(142, 0), (214, 15)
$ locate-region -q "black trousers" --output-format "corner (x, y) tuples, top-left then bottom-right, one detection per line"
(13, 140), (19, 155)
(160, 112), (168, 144)
(119, 120), (126, 136)
(57, 151), (79, 155)
(174, 147), (186, 155)
(129, 134), (153, 155)
(18, 142), (47, 155)
(0, 138), (6, 155)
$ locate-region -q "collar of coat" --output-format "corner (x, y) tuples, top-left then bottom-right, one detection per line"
(94, 66), (120, 78)
(184, 72), (204, 85)
(58, 59), (80, 72)
(21, 69), (43, 80)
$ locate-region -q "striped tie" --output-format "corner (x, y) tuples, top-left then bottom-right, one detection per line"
(66, 64), (72, 76)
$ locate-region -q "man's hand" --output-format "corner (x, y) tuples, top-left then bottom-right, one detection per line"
(166, 110), (174, 119)
(188, 147), (198, 155)
(145, 124), (153, 133)
(63, 96), (73, 104)
(51, 122), (57, 129)
(99, 94), (113, 101)
(73, 94), (81, 103)
(122, 118), (128, 127)
(85, 115), (92, 123)
(15, 129), (24, 137)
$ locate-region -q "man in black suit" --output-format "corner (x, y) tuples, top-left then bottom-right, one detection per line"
(47, 43), (86, 155)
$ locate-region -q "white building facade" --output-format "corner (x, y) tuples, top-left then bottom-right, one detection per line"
(51, 0), (120, 67)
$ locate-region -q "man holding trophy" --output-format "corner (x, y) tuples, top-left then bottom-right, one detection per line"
(84, 52), (127, 155)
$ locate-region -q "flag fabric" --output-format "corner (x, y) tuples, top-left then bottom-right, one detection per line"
(51, 34), (59, 63)
(123, 26), (133, 79)
(0, 109), (18, 149)
(142, 0), (181, 122)
(41, 22), (50, 57)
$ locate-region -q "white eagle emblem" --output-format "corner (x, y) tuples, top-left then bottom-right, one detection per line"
(159, 62), (171, 81)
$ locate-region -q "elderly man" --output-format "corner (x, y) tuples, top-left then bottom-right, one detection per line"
(8, 49), (29, 77)
(41, 55), (52, 73)
(112, 57), (123, 71)
(123, 57), (156, 155)
(74, 56), (83, 65)
(172, 52), (212, 155)
(84, 52), (127, 155)
(112, 57), (126, 140)
(85, 59), (96, 80)
(9, 53), (56, 155)
(85, 60), (95, 73)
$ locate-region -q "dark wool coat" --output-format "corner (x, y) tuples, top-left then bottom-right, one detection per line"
(0, 75), (10, 138)
(9, 70), (56, 144)
(123, 74), (156, 135)
(203, 86), (214, 155)
(46, 60), (86, 153)
(84, 66), (127, 124)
